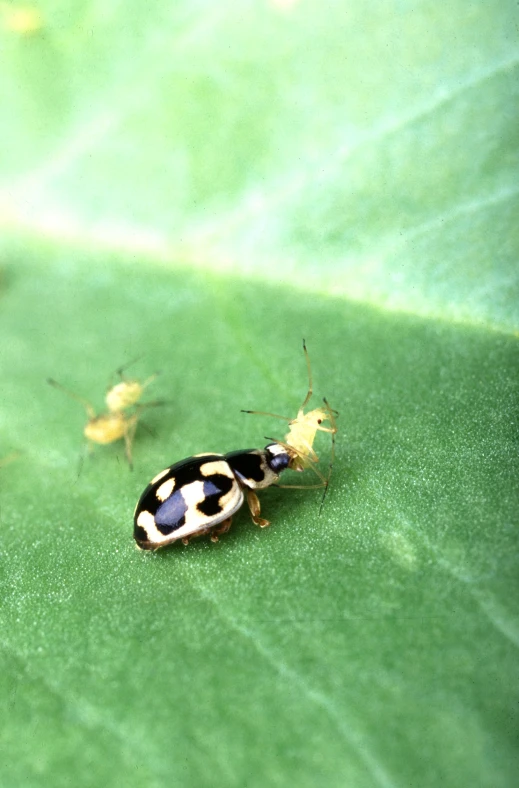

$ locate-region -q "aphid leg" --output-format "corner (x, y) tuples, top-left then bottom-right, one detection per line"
(245, 489), (270, 528)
(123, 415), (139, 470)
(316, 398), (338, 437)
(210, 517), (233, 542)
(267, 432), (320, 464)
(76, 443), (89, 480)
(293, 435), (319, 464)
(275, 461), (329, 489)
(132, 401), (169, 441)
(140, 373), (158, 391)
(47, 378), (96, 419)
(318, 398), (338, 514)
(275, 482), (327, 490)
(265, 435), (321, 474)
(138, 421), (157, 439)
(264, 437), (330, 489)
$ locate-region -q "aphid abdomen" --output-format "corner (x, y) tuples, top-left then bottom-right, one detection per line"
(106, 381), (143, 412)
(84, 413), (128, 444)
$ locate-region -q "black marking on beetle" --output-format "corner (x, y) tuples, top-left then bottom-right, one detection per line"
(198, 494), (222, 517)
(198, 475), (235, 516)
(135, 454), (224, 516)
(226, 449), (266, 484)
(134, 524), (150, 546)
(154, 489), (189, 534)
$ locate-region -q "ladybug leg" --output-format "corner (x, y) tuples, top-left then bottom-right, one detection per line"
(210, 517), (233, 542)
(246, 489), (270, 528)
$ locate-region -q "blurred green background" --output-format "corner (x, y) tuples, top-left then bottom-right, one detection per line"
(0, 2), (518, 786)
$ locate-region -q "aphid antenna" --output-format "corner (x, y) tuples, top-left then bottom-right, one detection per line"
(47, 378), (96, 419)
(300, 338), (314, 411)
(75, 447), (86, 482)
(241, 409), (291, 421)
(242, 340), (315, 420)
(113, 356), (161, 387)
(114, 355), (145, 378)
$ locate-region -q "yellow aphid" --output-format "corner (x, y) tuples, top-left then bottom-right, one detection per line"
(48, 364), (162, 469)
(105, 374), (157, 413)
(84, 411), (137, 445)
(242, 341), (338, 508)
(284, 404), (334, 472)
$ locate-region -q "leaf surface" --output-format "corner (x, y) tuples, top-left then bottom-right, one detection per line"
(0, 2), (518, 786)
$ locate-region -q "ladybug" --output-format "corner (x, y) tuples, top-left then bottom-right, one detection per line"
(133, 443), (290, 550)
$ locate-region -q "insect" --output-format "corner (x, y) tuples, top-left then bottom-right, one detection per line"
(133, 342), (337, 551)
(104, 360), (158, 413)
(133, 444), (291, 550)
(48, 362), (162, 469)
(242, 340), (338, 507)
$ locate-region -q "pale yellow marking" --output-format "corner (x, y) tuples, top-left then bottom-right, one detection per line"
(181, 480), (209, 519)
(137, 510), (156, 531)
(193, 452), (221, 459)
(200, 460), (234, 479)
(181, 479), (244, 531)
(156, 477), (175, 502)
(218, 481), (242, 512)
(151, 467), (170, 485)
(136, 509), (173, 546)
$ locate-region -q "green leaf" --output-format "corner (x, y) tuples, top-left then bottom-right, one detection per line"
(0, 2), (518, 787)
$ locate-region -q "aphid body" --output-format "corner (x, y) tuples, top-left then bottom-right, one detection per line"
(243, 340), (337, 483)
(48, 362), (161, 469)
(134, 444), (290, 550)
(105, 373), (157, 413)
(84, 411), (137, 446)
(283, 404), (332, 471)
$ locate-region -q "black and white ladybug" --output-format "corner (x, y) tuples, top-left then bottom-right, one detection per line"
(133, 443), (290, 550)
